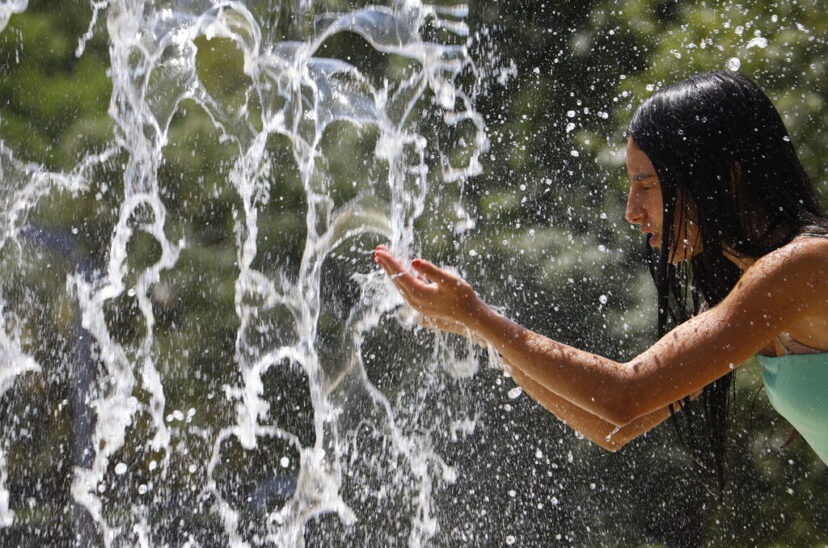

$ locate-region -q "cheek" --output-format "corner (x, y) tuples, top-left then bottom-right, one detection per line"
(648, 194), (664, 223)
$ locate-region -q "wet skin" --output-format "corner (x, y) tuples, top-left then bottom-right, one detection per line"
(372, 145), (828, 451)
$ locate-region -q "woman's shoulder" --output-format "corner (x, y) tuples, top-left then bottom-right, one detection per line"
(740, 235), (828, 299)
(756, 234), (828, 272)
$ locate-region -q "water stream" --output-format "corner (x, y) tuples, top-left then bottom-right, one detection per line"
(4, 1), (828, 545)
(1, 0), (490, 544)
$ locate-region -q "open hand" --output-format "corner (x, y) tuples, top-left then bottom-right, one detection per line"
(373, 245), (482, 329)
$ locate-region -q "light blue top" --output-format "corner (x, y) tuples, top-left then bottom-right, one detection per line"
(754, 231), (828, 465)
(757, 352), (828, 465)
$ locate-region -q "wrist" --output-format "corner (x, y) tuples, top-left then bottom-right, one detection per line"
(459, 293), (492, 333)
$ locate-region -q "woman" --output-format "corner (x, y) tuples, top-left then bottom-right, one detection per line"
(373, 71), (828, 475)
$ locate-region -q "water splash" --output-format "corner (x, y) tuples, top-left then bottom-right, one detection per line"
(0, 0), (26, 33)
(0, 0), (488, 544)
(0, 302), (39, 528)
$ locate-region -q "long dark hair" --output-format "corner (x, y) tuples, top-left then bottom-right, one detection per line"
(628, 71), (827, 490)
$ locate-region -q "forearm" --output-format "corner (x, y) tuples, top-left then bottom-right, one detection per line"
(465, 300), (635, 424)
(375, 247), (759, 426)
(510, 367), (671, 451)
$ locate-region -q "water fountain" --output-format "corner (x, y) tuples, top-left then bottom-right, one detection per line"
(1, 0), (492, 544)
(2, 0), (827, 546)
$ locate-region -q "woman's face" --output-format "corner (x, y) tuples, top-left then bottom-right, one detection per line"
(624, 137), (701, 263)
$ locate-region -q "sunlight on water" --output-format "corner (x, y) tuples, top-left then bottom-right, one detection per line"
(0, 0), (489, 545)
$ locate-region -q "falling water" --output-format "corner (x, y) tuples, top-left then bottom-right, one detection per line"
(6, 0), (828, 545)
(1, 0), (489, 545)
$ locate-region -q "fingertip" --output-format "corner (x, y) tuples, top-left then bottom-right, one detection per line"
(412, 258), (422, 268)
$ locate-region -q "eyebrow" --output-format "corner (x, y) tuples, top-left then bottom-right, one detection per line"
(632, 173), (657, 182)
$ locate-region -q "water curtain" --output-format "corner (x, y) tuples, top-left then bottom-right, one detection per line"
(0, 0), (488, 544)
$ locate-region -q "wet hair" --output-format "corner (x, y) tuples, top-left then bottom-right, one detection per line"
(628, 71), (827, 491)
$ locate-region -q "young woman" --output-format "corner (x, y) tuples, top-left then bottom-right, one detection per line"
(373, 72), (828, 475)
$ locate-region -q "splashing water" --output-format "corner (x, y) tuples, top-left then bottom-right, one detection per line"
(0, 0), (26, 32)
(0, 0), (489, 545)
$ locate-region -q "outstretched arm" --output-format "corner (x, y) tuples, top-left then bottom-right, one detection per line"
(509, 366), (678, 451)
(414, 314), (677, 449)
(373, 242), (824, 425)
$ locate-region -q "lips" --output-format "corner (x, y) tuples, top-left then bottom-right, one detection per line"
(647, 232), (661, 248)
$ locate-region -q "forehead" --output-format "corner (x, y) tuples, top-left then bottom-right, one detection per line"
(625, 137), (656, 176)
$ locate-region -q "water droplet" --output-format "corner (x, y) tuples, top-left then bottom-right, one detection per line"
(280, 456), (290, 468)
(726, 57), (741, 71)
(746, 37), (768, 49)
(114, 462), (128, 475)
(507, 387), (522, 399)
(598, 294), (608, 305)
(506, 535), (516, 545)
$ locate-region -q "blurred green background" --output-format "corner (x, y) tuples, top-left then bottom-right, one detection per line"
(0, 0), (826, 545)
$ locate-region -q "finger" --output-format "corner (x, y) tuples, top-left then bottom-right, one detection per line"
(375, 251), (424, 285)
(374, 252), (433, 300)
(411, 259), (456, 285)
(378, 260), (417, 301)
(373, 248), (405, 272)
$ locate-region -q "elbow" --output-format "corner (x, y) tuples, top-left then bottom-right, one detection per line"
(592, 422), (646, 452)
(596, 439), (624, 453)
(597, 359), (653, 425)
(594, 393), (640, 427)
(589, 432), (631, 453)
(600, 405), (637, 427)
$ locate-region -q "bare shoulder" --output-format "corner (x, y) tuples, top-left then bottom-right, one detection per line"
(733, 236), (828, 307)
(753, 235), (828, 277)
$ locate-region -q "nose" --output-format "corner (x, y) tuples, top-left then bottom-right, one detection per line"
(625, 188), (645, 225)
